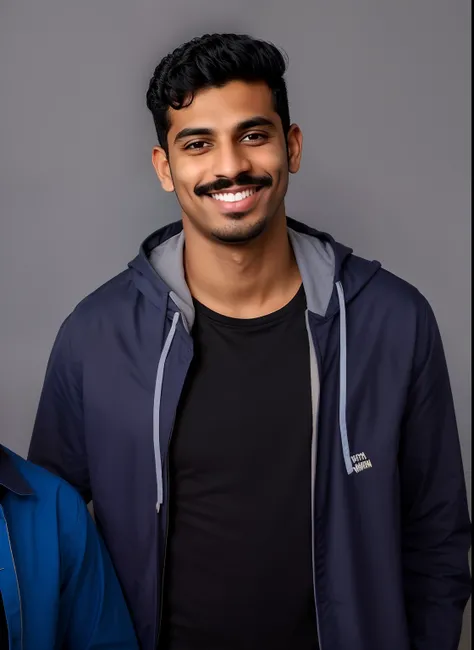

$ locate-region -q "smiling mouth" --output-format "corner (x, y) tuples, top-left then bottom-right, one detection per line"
(206, 186), (262, 203)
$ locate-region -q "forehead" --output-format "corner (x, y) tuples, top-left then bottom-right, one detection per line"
(167, 80), (278, 136)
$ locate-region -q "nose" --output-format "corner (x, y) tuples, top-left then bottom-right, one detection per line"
(212, 140), (252, 180)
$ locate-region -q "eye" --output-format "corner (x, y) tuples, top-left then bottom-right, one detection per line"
(184, 141), (211, 151)
(241, 132), (268, 144)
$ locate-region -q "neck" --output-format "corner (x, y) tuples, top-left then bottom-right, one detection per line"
(183, 213), (302, 318)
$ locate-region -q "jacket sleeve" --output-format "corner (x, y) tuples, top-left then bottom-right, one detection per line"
(57, 481), (139, 650)
(399, 294), (471, 650)
(28, 315), (92, 502)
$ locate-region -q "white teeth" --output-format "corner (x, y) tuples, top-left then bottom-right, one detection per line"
(210, 188), (256, 202)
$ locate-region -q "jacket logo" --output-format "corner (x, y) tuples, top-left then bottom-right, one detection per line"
(351, 452), (373, 474)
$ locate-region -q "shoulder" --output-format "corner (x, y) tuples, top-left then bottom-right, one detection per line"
(71, 269), (137, 324)
(17, 456), (102, 583)
(55, 268), (144, 354)
(340, 248), (440, 357)
(350, 253), (432, 317)
(3, 450), (87, 524)
(345, 256), (440, 364)
(28, 456), (92, 552)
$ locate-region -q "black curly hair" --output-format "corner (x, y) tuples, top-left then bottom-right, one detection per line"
(146, 33), (290, 153)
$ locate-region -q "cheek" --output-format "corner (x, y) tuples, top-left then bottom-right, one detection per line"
(174, 167), (195, 190)
(171, 157), (203, 194)
(256, 146), (288, 179)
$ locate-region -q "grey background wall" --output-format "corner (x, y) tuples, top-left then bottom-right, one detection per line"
(0, 0), (470, 645)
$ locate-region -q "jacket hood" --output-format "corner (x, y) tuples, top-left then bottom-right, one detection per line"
(129, 217), (381, 330)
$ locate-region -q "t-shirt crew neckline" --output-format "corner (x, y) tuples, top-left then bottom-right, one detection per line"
(192, 283), (305, 329)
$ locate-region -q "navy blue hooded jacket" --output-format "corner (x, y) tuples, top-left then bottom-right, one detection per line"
(28, 218), (471, 650)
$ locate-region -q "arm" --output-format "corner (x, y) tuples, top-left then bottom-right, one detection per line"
(399, 295), (471, 650)
(57, 481), (139, 650)
(28, 316), (91, 501)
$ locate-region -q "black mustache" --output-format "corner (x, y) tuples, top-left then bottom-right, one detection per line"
(195, 173), (273, 197)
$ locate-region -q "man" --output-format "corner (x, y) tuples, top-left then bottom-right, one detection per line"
(0, 444), (138, 649)
(29, 33), (471, 650)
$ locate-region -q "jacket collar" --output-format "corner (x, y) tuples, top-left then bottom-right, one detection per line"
(0, 446), (34, 497)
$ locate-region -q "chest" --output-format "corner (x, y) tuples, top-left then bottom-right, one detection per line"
(170, 313), (313, 481)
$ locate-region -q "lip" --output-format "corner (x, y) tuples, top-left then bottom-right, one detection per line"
(205, 186), (263, 214)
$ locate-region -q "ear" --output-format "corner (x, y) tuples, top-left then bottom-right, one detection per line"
(286, 124), (303, 174)
(152, 146), (174, 192)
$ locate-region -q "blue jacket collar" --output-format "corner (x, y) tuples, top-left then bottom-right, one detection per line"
(0, 446), (34, 496)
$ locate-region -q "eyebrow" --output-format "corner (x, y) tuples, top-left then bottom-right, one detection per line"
(173, 116), (276, 144)
(237, 116), (276, 131)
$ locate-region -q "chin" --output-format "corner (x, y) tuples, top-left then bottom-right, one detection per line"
(210, 215), (269, 245)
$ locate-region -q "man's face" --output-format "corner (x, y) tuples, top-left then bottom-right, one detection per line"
(152, 80), (302, 244)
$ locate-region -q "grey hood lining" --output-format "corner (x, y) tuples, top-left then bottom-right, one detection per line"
(287, 228), (335, 317)
(149, 227), (336, 330)
(149, 231), (194, 333)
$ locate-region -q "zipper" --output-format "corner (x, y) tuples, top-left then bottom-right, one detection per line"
(1, 505), (23, 650)
(305, 312), (323, 650)
(154, 310), (190, 648)
(156, 418), (174, 649)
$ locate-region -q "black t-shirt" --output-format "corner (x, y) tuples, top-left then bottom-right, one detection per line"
(161, 285), (319, 650)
